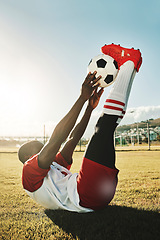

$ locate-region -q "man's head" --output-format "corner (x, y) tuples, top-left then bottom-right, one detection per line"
(18, 140), (44, 164)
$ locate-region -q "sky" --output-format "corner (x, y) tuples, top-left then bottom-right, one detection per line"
(0, 0), (160, 138)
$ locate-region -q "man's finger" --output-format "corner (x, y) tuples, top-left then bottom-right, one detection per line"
(92, 82), (100, 90)
(92, 75), (101, 85)
(92, 85), (99, 94)
(84, 71), (97, 84)
(97, 87), (104, 97)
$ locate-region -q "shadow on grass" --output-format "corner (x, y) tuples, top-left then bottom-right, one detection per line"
(45, 205), (160, 240)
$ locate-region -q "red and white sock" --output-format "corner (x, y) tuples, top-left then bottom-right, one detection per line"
(103, 60), (135, 124)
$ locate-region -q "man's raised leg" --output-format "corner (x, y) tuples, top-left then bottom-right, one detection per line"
(77, 45), (142, 209)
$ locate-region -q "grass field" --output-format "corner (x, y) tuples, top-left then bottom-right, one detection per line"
(0, 150), (160, 240)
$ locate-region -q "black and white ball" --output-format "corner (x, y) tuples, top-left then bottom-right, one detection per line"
(87, 54), (119, 88)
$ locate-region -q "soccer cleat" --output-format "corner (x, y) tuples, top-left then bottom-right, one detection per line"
(101, 43), (142, 72)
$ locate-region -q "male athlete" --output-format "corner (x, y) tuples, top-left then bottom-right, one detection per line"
(18, 44), (142, 212)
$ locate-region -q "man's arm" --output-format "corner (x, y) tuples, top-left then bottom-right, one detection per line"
(60, 86), (104, 163)
(38, 72), (101, 169)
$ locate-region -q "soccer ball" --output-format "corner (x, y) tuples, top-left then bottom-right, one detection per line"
(87, 54), (119, 88)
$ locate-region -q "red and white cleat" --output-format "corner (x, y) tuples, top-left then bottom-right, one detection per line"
(101, 43), (142, 72)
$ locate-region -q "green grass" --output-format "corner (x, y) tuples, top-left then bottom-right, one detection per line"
(0, 151), (160, 240)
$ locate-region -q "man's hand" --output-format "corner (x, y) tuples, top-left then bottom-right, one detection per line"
(88, 86), (104, 110)
(80, 72), (101, 102)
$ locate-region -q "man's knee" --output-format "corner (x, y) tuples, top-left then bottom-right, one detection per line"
(95, 114), (118, 134)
